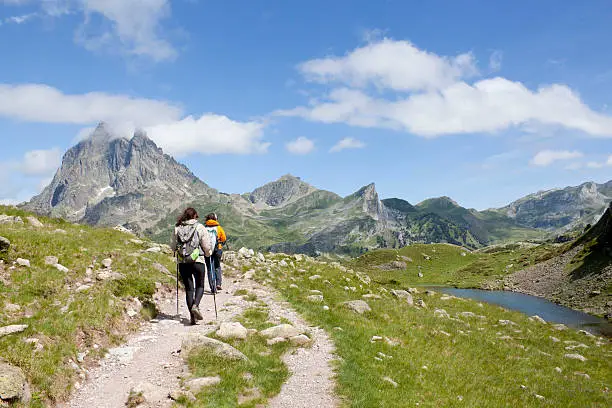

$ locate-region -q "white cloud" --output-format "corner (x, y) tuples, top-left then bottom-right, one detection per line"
(146, 114), (269, 157)
(489, 50), (503, 72)
(19, 148), (62, 176)
(607, 155), (612, 166)
(3, 0), (176, 61)
(531, 150), (583, 167)
(286, 137), (315, 155)
(0, 83), (182, 126)
(282, 38), (612, 138)
(329, 137), (365, 153)
(299, 38), (477, 92)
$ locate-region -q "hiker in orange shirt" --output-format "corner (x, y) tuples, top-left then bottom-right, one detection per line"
(204, 213), (227, 293)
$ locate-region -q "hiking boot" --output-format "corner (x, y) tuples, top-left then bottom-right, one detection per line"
(191, 306), (204, 321)
(216, 285), (222, 291)
(190, 312), (197, 326)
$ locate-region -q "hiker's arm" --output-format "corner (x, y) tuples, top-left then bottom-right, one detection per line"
(217, 226), (227, 243)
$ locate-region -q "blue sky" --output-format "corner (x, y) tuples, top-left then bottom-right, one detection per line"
(1, 0), (611, 209)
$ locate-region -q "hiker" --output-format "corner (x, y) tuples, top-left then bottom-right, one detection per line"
(171, 207), (213, 325)
(204, 213), (227, 293)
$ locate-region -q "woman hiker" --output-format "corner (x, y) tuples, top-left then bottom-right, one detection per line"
(204, 213), (227, 293)
(171, 207), (213, 325)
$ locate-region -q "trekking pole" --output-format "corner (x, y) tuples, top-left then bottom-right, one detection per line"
(175, 252), (179, 317)
(210, 257), (218, 320)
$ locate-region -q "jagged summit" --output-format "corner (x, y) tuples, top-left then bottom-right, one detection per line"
(249, 174), (316, 208)
(24, 126), (215, 232)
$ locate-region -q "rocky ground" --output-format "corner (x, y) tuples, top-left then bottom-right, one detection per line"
(63, 253), (339, 408)
(505, 246), (612, 318)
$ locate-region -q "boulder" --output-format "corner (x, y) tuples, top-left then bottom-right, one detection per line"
(26, 216), (43, 228)
(185, 376), (221, 392)
(259, 324), (302, 339)
(55, 264), (69, 273)
(216, 322), (249, 340)
(101, 258), (113, 268)
(434, 309), (450, 319)
(4, 303), (20, 313)
(529, 315), (547, 324)
(96, 270), (125, 281)
(0, 360), (27, 403)
(16, 258), (30, 268)
(289, 334), (311, 346)
(0, 325), (28, 338)
(564, 353), (587, 362)
(342, 300), (371, 315)
(182, 334), (248, 361)
(44, 256), (58, 266)
(0, 215), (23, 225)
(238, 247), (252, 259)
(307, 295), (324, 303)
(0, 236), (10, 253)
(256, 253), (266, 263)
(390, 290), (414, 306)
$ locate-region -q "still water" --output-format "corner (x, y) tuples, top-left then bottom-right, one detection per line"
(431, 287), (612, 337)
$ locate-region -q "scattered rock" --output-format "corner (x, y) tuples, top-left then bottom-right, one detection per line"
(554, 367), (562, 373)
(216, 322), (248, 340)
(55, 263), (69, 273)
(564, 353), (587, 362)
(145, 247), (161, 253)
(267, 337), (287, 346)
(0, 360), (27, 403)
(237, 387), (262, 405)
(101, 258), (113, 268)
(289, 334), (311, 346)
(26, 216), (43, 228)
(44, 256), (58, 265)
(238, 247), (252, 259)
(549, 336), (560, 343)
(382, 377), (398, 388)
(0, 325), (28, 338)
(185, 376), (221, 392)
(362, 294), (382, 299)
(75, 284), (92, 293)
(289, 284), (299, 289)
(534, 394), (545, 400)
(259, 324), (302, 339)
(370, 336), (383, 343)
(256, 253), (266, 263)
(390, 290), (414, 305)
(552, 324), (568, 331)
(308, 274), (321, 281)
(0, 215), (23, 225)
(416, 299), (427, 308)
(342, 300), (371, 314)
(96, 270), (126, 281)
(574, 372), (591, 380)
(307, 295), (324, 303)
(181, 334), (248, 361)
(529, 315), (546, 324)
(16, 258), (30, 268)
(434, 309), (450, 319)
(498, 320), (518, 326)
(279, 260), (288, 267)
(4, 303), (20, 313)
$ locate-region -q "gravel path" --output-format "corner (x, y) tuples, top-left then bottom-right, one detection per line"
(64, 267), (339, 408)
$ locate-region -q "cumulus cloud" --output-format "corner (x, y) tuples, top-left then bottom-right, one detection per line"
(3, 0), (176, 61)
(531, 150), (583, 167)
(299, 38), (477, 92)
(281, 38), (612, 138)
(329, 137), (365, 153)
(19, 148), (62, 176)
(286, 137), (315, 155)
(0, 83), (269, 156)
(146, 114), (269, 157)
(489, 50), (503, 72)
(0, 83), (182, 126)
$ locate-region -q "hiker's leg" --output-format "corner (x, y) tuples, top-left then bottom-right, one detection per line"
(193, 262), (205, 307)
(179, 264), (195, 310)
(214, 250), (223, 288)
(205, 256), (216, 292)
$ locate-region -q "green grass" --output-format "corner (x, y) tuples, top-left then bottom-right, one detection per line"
(0, 206), (175, 406)
(176, 306), (291, 407)
(352, 243), (563, 289)
(262, 254), (612, 408)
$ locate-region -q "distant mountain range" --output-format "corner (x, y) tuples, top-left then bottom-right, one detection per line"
(23, 124), (612, 255)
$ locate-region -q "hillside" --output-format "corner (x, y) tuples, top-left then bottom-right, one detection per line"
(0, 205), (175, 406)
(506, 202), (612, 317)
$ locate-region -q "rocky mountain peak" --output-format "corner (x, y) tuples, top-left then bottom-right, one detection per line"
(249, 174), (316, 208)
(24, 127), (215, 232)
(351, 183), (387, 221)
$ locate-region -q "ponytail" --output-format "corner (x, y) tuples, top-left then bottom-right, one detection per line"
(176, 207), (198, 226)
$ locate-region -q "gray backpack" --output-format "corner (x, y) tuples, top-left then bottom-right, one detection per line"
(176, 224), (202, 264)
